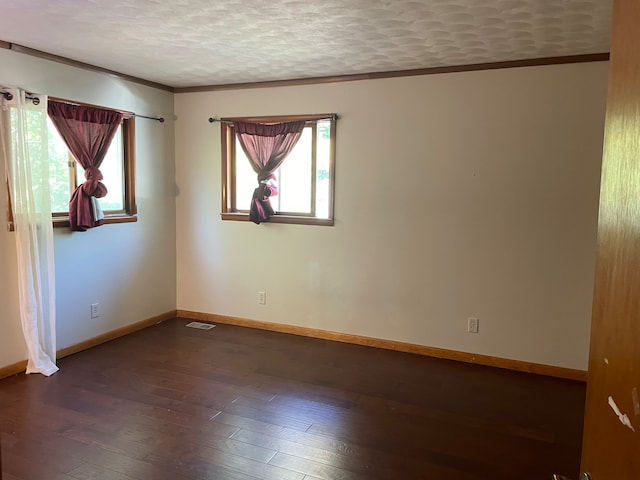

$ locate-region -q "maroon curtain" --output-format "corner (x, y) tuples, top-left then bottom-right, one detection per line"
(47, 101), (123, 231)
(235, 120), (306, 224)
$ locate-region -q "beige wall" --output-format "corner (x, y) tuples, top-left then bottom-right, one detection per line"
(175, 62), (608, 370)
(0, 55), (607, 372)
(0, 49), (177, 369)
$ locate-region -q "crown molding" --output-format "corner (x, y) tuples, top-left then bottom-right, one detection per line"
(3, 41), (174, 92)
(2, 38), (608, 94)
(175, 53), (610, 93)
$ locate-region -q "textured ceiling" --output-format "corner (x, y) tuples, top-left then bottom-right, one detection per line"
(0, 0), (612, 89)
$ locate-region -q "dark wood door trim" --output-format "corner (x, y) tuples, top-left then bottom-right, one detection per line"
(581, 0), (640, 477)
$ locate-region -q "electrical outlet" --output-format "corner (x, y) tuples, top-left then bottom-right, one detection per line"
(91, 303), (100, 318)
(467, 317), (479, 333)
(258, 291), (266, 305)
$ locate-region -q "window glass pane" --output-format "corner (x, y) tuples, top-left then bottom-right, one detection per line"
(97, 126), (124, 211)
(48, 121), (125, 214)
(278, 127), (312, 214)
(235, 138), (256, 211)
(47, 118), (72, 213)
(8, 108), (50, 214)
(234, 127), (314, 215)
(315, 120), (331, 219)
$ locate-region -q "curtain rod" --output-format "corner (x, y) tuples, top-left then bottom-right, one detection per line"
(49, 97), (165, 123)
(1, 89), (41, 105)
(208, 114), (339, 124)
(208, 118), (233, 124)
(133, 113), (165, 123)
(1, 90), (164, 123)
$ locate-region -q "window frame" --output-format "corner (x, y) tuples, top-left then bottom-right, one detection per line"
(2, 111), (12, 232)
(220, 113), (336, 226)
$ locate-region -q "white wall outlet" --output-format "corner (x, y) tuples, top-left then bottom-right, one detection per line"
(467, 317), (479, 333)
(258, 291), (266, 305)
(91, 303), (100, 318)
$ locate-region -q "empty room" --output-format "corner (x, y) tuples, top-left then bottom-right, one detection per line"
(1, 1), (639, 479)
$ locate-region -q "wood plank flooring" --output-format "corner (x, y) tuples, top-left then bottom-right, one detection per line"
(0, 318), (585, 480)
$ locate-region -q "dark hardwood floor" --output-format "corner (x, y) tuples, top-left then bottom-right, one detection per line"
(0, 318), (585, 480)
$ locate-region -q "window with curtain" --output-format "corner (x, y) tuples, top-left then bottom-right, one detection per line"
(221, 114), (337, 226)
(5, 99), (137, 230)
(47, 100), (136, 231)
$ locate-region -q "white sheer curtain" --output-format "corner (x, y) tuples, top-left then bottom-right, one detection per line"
(1, 88), (58, 376)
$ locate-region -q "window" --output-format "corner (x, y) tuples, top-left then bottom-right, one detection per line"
(47, 106), (136, 228)
(221, 114), (336, 226)
(4, 97), (136, 230)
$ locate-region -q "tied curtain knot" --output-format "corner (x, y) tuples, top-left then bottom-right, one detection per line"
(250, 183), (277, 223)
(258, 172), (277, 183)
(81, 166), (107, 198)
(256, 181), (278, 200)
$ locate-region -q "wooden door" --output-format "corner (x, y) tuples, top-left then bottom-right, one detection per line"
(580, 0), (640, 478)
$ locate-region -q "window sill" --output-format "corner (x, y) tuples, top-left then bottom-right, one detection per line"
(7, 214), (137, 232)
(221, 212), (334, 226)
(53, 214), (137, 229)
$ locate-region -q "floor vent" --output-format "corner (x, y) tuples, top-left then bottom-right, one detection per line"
(185, 321), (216, 330)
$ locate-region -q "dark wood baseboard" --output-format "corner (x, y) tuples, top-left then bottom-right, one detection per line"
(1, 309), (587, 382)
(56, 310), (177, 359)
(177, 310), (587, 382)
(0, 310), (176, 380)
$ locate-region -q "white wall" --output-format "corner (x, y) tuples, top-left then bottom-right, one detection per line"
(175, 62), (608, 371)
(0, 49), (176, 369)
